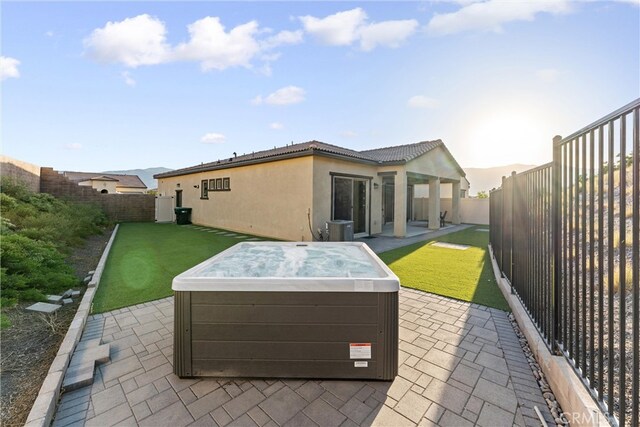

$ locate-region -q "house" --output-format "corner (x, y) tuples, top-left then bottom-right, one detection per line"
(62, 171), (147, 194)
(154, 140), (469, 240)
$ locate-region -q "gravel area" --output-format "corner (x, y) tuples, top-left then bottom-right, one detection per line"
(509, 313), (569, 426)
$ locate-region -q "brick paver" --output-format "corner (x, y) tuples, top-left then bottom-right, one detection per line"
(51, 290), (554, 426)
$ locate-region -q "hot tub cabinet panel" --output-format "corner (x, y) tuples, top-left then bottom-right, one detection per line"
(173, 242), (400, 381)
(174, 290), (398, 380)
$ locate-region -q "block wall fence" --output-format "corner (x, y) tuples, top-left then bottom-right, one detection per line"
(1, 155), (41, 193)
(0, 155), (154, 222)
(40, 168), (155, 222)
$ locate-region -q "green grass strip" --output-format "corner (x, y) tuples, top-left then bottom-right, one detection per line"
(92, 223), (255, 313)
(380, 226), (509, 311)
(94, 223), (507, 314)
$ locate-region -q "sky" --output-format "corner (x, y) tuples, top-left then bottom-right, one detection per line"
(1, 1), (639, 172)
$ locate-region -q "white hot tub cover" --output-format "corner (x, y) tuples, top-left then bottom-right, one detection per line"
(172, 242), (399, 292)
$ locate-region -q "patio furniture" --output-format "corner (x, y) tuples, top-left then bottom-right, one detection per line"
(440, 211), (447, 227)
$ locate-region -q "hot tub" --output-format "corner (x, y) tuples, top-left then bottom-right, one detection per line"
(173, 242), (399, 380)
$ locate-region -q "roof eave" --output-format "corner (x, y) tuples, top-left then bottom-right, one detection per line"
(154, 149), (379, 179)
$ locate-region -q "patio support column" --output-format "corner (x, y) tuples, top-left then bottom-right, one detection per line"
(393, 171), (407, 237)
(428, 178), (441, 230)
(452, 181), (461, 225)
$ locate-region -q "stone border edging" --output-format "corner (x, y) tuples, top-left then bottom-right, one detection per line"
(487, 244), (611, 427)
(24, 224), (120, 427)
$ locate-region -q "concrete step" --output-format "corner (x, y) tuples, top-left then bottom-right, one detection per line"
(62, 362), (95, 391)
(69, 344), (110, 367)
(63, 343), (111, 391)
(26, 302), (61, 314)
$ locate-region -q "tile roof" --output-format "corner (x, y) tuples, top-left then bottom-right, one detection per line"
(361, 140), (443, 163)
(154, 139), (452, 179)
(155, 141), (372, 178)
(63, 172), (147, 188)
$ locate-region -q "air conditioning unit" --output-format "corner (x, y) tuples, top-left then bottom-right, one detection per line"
(327, 220), (354, 242)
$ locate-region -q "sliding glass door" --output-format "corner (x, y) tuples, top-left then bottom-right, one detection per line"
(333, 176), (369, 236)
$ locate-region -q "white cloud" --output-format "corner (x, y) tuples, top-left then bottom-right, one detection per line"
(536, 68), (560, 83)
(269, 122), (284, 130)
(121, 71), (136, 86)
(252, 86), (305, 106)
(45, 31), (54, 37)
(341, 130), (358, 138)
(173, 17), (261, 71)
(0, 56), (20, 81)
(408, 95), (439, 109)
(84, 14), (170, 67)
(427, 0), (571, 36)
(65, 143), (82, 150)
(300, 8), (417, 51)
(85, 14), (302, 73)
(261, 30), (304, 50)
(201, 133), (226, 143)
(300, 8), (367, 46)
(359, 20), (419, 51)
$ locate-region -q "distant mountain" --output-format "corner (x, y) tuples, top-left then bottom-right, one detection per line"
(101, 167), (173, 189)
(464, 164), (537, 196)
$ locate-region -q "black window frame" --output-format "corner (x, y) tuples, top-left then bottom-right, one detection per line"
(200, 180), (209, 199)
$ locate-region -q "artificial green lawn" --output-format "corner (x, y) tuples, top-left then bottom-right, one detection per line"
(92, 223), (260, 313)
(94, 223), (508, 313)
(379, 226), (510, 311)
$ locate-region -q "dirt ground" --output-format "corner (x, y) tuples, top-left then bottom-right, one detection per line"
(0, 228), (113, 426)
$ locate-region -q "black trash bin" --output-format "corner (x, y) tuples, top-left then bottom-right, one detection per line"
(174, 207), (192, 225)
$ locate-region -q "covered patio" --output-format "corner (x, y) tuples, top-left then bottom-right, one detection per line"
(378, 171), (464, 238)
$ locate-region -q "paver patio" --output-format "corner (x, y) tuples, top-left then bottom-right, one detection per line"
(51, 289), (554, 427)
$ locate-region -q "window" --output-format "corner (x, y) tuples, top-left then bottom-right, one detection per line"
(200, 180), (209, 199)
(207, 177), (231, 192)
(460, 189), (466, 198)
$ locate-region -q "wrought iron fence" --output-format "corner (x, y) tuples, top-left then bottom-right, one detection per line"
(490, 98), (639, 427)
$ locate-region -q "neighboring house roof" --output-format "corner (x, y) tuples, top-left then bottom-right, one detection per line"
(63, 172), (147, 188)
(155, 139), (464, 179)
(78, 175), (119, 182)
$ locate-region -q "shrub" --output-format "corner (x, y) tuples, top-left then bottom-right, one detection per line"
(0, 314), (10, 329)
(0, 177), (32, 202)
(0, 177), (106, 307)
(0, 234), (78, 304)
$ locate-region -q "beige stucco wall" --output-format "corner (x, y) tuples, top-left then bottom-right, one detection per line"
(311, 157), (384, 236)
(415, 182), (469, 198)
(414, 197), (490, 225)
(79, 180), (118, 194)
(116, 186), (146, 194)
(406, 146), (469, 189)
(157, 156), (314, 241)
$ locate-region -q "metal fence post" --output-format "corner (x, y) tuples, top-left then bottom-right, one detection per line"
(552, 135), (563, 354)
(501, 175), (506, 276)
(510, 171), (516, 294)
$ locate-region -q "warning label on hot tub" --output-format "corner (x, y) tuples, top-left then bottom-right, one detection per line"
(349, 343), (372, 359)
